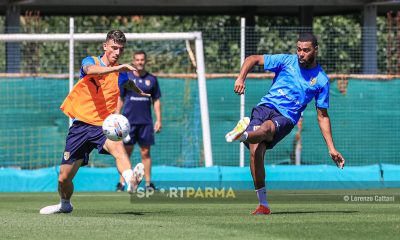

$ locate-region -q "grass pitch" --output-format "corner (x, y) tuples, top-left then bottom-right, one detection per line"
(0, 189), (399, 240)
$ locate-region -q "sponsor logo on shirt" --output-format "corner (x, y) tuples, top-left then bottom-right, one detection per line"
(145, 80), (151, 86)
(130, 96), (150, 101)
(89, 78), (100, 93)
(278, 89), (300, 106)
(309, 77), (317, 86)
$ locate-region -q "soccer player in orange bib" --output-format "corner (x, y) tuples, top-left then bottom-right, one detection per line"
(40, 30), (150, 214)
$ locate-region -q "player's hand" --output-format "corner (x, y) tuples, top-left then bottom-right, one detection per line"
(234, 79), (245, 95)
(123, 80), (151, 97)
(136, 89), (151, 97)
(117, 64), (138, 73)
(154, 121), (162, 133)
(329, 149), (345, 169)
(130, 63), (140, 76)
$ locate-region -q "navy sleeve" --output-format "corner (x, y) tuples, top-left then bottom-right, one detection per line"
(152, 77), (161, 99)
(118, 72), (129, 97)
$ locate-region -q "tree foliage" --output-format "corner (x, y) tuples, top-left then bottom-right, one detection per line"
(0, 14), (395, 74)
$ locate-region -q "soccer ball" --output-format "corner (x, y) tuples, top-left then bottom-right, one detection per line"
(102, 114), (130, 141)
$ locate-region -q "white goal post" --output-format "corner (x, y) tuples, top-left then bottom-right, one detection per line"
(0, 17), (213, 167)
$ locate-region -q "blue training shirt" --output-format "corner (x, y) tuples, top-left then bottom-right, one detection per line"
(120, 71), (161, 124)
(259, 54), (330, 125)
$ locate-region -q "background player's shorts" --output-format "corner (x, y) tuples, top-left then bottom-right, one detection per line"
(61, 121), (109, 166)
(124, 124), (155, 146)
(246, 105), (294, 149)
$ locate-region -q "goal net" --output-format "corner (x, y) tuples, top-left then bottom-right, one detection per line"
(0, 25), (212, 169)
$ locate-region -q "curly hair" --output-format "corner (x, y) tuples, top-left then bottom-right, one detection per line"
(298, 33), (318, 48)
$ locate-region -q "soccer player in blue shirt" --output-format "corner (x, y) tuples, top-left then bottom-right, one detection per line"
(116, 50), (162, 191)
(225, 33), (345, 215)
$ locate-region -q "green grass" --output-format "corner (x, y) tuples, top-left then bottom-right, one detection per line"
(0, 190), (399, 240)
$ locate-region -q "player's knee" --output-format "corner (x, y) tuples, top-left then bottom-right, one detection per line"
(141, 151), (150, 159)
(58, 175), (72, 185)
(140, 147), (151, 158)
(110, 144), (127, 159)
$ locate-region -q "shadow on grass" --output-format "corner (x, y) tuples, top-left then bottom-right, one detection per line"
(272, 210), (358, 215)
(106, 210), (174, 216)
(113, 211), (145, 215)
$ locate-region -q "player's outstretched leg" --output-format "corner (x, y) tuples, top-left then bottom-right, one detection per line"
(104, 140), (145, 193)
(225, 117), (250, 142)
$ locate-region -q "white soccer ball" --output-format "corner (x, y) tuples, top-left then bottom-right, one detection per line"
(102, 114), (130, 141)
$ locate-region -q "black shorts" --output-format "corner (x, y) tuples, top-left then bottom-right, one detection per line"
(61, 121), (109, 166)
(246, 105), (294, 149)
(124, 124), (155, 146)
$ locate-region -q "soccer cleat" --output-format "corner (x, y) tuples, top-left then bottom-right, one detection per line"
(225, 117), (250, 142)
(116, 182), (125, 192)
(146, 182), (156, 191)
(127, 163), (145, 194)
(123, 134), (131, 144)
(39, 203), (73, 215)
(251, 205), (271, 215)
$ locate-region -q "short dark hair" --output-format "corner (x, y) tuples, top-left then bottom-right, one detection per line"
(298, 33), (318, 47)
(105, 30), (126, 44)
(133, 50), (146, 58)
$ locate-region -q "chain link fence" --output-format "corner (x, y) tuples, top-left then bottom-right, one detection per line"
(0, 15), (399, 168)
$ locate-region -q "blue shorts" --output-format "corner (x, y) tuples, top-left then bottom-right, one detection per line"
(246, 105), (294, 149)
(61, 121), (109, 166)
(124, 124), (155, 146)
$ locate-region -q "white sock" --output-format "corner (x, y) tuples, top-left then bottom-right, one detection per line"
(256, 187), (268, 207)
(122, 169), (134, 185)
(60, 198), (71, 208)
(239, 131), (248, 142)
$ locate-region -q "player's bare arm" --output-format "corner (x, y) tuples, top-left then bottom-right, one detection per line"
(316, 107), (345, 169)
(83, 64), (138, 75)
(234, 55), (264, 95)
(153, 98), (162, 133)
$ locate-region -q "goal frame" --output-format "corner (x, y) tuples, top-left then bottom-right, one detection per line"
(0, 17), (213, 167)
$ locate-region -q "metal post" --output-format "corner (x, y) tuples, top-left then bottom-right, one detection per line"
(194, 33), (213, 167)
(362, 5), (377, 74)
(5, 4), (21, 73)
(240, 17), (246, 168)
(69, 17), (74, 126)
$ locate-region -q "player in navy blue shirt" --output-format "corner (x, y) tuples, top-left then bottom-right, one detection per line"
(116, 50), (162, 191)
(225, 33), (345, 215)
